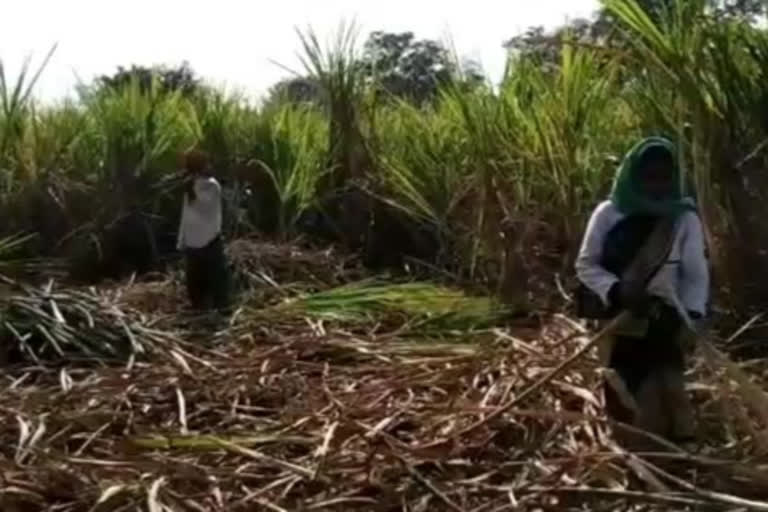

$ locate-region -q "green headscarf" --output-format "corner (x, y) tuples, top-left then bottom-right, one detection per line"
(609, 136), (696, 217)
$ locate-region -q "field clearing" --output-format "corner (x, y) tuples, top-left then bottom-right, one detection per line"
(4, 0), (768, 508)
(1, 240), (767, 511)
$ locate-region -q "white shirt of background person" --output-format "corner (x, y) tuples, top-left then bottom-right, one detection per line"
(176, 176), (223, 251)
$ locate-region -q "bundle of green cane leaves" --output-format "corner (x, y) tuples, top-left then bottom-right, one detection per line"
(0, 277), (168, 364)
(251, 279), (509, 333)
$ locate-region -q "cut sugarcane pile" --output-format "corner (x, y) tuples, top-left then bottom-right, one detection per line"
(0, 279), (179, 364)
(226, 237), (367, 291)
(1, 273), (768, 511)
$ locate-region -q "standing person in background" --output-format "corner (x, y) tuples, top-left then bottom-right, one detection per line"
(177, 149), (231, 312)
(574, 136), (709, 445)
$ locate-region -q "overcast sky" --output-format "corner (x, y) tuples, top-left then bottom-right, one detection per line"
(2, 0), (599, 102)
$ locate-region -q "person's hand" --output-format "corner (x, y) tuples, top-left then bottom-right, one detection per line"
(688, 311), (710, 336)
(609, 281), (652, 315)
(680, 311), (708, 352)
(184, 176), (197, 200)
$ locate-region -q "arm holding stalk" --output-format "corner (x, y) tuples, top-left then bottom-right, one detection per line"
(576, 201), (651, 312)
(177, 195), (188, 252)
(678, 211), (710, 332)
(575, 201), (621, 306)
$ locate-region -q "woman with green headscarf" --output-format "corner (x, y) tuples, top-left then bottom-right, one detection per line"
(575, 136), (709, 444)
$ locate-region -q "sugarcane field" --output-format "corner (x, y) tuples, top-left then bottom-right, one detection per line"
(3, 1), (768, 510)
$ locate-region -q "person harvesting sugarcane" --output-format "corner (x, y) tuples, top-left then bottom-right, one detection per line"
(176, 149), (231, 312)
(574, 136), (709, 443)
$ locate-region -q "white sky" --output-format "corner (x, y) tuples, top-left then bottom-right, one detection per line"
(2, 0), (599, 103)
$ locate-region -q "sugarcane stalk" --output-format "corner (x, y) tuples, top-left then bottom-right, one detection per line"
(449, 310), (632, 440)
(669, 292), (768, 452)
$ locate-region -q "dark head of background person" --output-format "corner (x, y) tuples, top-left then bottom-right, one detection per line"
(182, 149), (211, 201)
(609, 136), (695, 219)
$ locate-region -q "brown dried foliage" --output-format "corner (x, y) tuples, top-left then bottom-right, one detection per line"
(1, 241), (767, 511)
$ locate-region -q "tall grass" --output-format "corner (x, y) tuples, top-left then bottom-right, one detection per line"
(295, 23), (369, 191)
(0, 46), (57, 182)
(372, 42), (633, 291)
(603, 0), (768, 303)
(372, 100), (469, 240)
(256, 105), (329, 237)
(1, 2), (767, 305)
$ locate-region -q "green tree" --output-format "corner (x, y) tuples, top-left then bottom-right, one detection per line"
(265, 31), (485, 108)
(504, 0), (765, 73)
(596, 0), (764, 27)
(263, 76), (323, 109)
(361, 31), (484, 104)
(503, 18), (600, 72)
(713, 0), (765, 20)
(94, 62), (203, 97)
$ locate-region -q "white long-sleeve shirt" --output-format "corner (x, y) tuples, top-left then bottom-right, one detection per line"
(177, 176), (222, 250)
(575, 200), (709, 316)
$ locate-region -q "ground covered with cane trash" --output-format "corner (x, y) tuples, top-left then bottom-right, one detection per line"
(1, 239), (768, 512)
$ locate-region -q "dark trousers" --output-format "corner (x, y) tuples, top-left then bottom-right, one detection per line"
(185, 236), (231, 311)
(604, 304), (693, 441)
